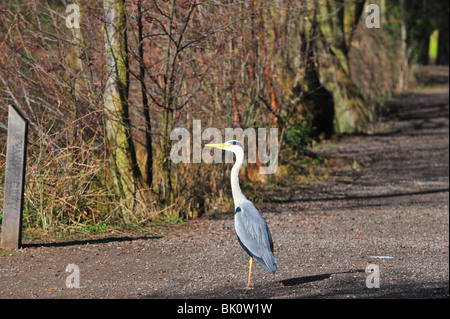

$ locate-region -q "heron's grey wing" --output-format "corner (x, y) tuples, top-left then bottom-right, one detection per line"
(235, 200), (277, 274)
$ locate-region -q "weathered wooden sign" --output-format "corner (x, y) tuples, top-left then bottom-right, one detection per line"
(1, 105), (28, 250)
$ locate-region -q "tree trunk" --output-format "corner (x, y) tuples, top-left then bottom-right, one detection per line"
(103, 0), (146, 221)
(160, 107), (174, 205)
(317, 0), (372, 134)
(137, 0), (154, 188)
(436, 6), (449, 66)
(156, 0), (177, 207)
(296, 1), (335, 139)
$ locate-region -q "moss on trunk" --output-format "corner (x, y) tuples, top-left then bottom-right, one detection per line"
(102, 0), (147, 221)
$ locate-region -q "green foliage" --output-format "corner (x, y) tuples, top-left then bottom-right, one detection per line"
(280, 115), (322, 172)
(429, 30), (439, 60)
(77, 222), (107, 234)
(164, 215), (185, 224)
(284, 115), (319, 154)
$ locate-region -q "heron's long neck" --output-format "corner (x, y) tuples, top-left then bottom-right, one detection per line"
(231, 149), (246, 208)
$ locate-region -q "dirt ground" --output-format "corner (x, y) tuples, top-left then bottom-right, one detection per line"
(0, 67), (448, 299)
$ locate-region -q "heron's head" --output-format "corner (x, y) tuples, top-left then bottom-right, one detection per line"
(206, 140), (243, 153)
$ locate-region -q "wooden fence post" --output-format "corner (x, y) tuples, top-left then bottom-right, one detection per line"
(1, 105), (28, 250)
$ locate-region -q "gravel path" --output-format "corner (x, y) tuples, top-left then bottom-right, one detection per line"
(0, 68), (448, 299)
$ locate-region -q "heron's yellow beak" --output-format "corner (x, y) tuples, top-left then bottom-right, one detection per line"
(206, 143), (227, 149)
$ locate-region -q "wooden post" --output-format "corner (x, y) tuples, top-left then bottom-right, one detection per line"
(1, 105), (28, 250)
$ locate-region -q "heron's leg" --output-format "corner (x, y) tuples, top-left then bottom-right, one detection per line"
(246, 257), (253, 289)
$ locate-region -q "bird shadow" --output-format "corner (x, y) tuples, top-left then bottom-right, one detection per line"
(280, 269), (364, 287)
(142, 269), (367, 299)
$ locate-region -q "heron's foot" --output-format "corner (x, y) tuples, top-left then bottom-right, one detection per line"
(238, 286), (254, 291)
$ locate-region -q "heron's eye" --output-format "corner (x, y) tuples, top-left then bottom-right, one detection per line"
(235, 206), (242, 213)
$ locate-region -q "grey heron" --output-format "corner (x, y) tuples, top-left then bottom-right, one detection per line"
(206, 140), (277, 289)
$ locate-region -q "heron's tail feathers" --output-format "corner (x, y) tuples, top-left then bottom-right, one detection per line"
(256, 251), (277, 275)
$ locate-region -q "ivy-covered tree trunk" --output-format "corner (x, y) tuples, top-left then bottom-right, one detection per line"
(294, 1), (335, 139)
(103, 0), (146, 221)
(317, 0), (372, 134)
